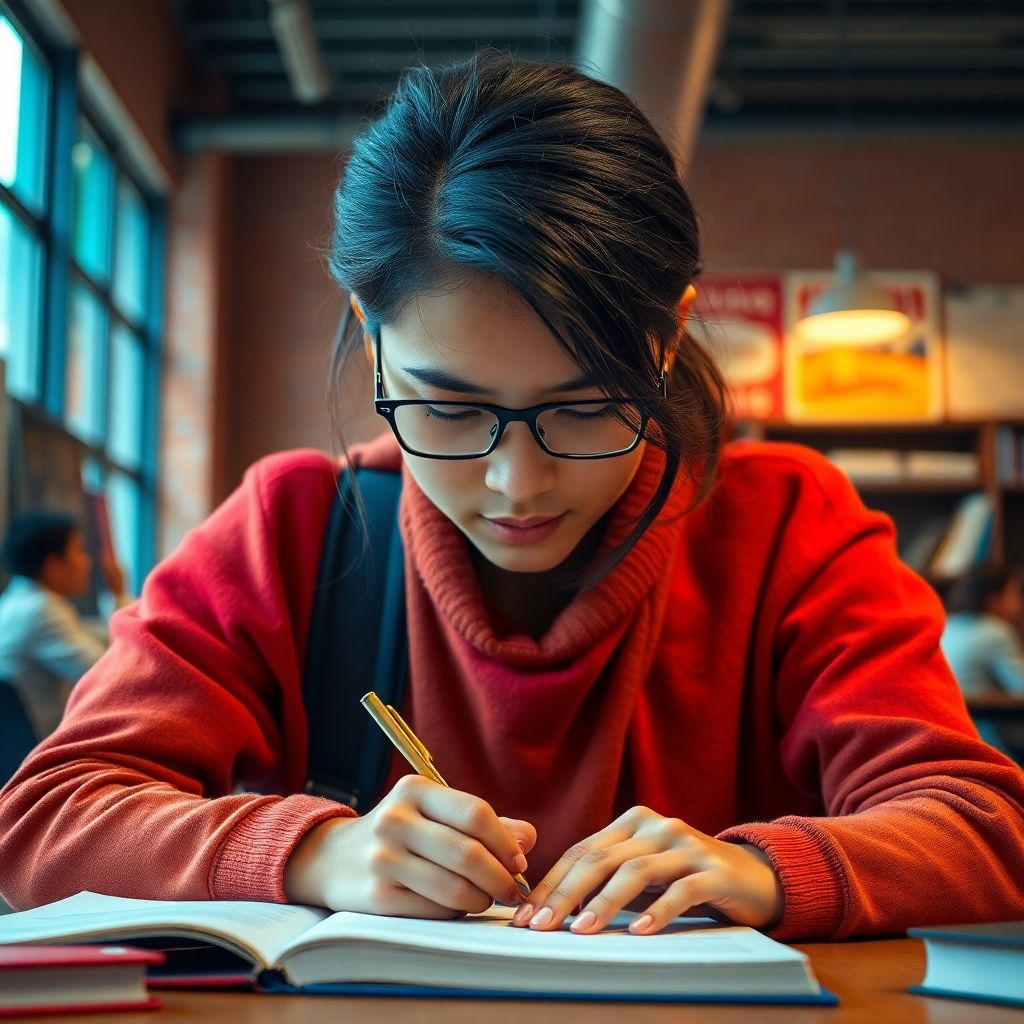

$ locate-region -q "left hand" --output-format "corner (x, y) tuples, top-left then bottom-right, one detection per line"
(512, 806), (783, 936)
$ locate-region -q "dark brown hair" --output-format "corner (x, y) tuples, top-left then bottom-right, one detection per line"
(327, 49), (725, 583)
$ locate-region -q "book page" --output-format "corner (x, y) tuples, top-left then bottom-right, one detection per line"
(0, 892), (329, 970)
(284, 904), (806, 966)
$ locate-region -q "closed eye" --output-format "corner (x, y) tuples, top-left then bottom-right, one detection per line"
(424, 405), (484, 423)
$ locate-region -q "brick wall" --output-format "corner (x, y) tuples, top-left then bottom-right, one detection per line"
(213, 132), (1024, 506)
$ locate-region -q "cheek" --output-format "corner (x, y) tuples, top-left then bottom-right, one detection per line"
(579, 445), (646, 513)
(403, 457), (481, 515)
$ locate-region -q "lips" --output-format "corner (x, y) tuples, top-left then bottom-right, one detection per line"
(486, 515), (563, 528)
(481, 512), (568, 546)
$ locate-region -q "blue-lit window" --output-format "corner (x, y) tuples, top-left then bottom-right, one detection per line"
(71, 121), (114, 284)
(113, 178), (149, 325)
(0, 6), (49, 402)
(1, 1), (162, 597)
(0, 10), (49, 213)
(0, 202), (43, 399)
(108, 323), (144, 470)
(65, 282), (107, 444)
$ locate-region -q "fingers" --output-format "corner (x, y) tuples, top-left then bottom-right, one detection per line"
(405, 817), (526, 906)
(403, 777), (530, 881)
(516, 838), (662, 931)
(390, 853), (495, 915)
(628, 872), (720, 935)
(498, 816), (537, 857)
(372, 881), (466, 920)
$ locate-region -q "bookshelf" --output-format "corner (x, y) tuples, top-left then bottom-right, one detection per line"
(735, 420), (1024, 588)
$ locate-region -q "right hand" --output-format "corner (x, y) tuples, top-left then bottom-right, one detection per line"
(284, 774), (536, 918)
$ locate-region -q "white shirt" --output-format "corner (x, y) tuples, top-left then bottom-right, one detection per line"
(941, 611), (1024, 696)
(0, 576), (107, 739)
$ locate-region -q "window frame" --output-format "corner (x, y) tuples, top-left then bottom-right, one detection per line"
(1, 0), (163, 591)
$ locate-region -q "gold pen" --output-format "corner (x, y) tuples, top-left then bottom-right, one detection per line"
(360, 691), (530, 896)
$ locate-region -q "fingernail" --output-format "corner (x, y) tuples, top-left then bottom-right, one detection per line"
(513, 852), (528, 873)
(513, 902), (534, 926)
(506, 886), (526, 906)
(516, 838), (527, 852)
(570, 910), (596, 933)
(529, 906), (553, 929)
(629, 914), (653, 934)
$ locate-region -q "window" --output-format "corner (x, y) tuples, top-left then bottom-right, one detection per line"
(65, 116), (161, 594)
(0, 6), (50, 402)
(1, 2), (163, 596)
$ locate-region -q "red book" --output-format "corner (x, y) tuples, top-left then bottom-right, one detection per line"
(0, 944), (163, 1017)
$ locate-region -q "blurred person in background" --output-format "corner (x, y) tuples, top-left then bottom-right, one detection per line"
(0, 511), (128, 740)
(942, 565), (1024, 761)
(942, 566), (1024, 696)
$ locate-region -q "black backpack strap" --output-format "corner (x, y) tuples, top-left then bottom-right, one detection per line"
(301, 466), (406, 810)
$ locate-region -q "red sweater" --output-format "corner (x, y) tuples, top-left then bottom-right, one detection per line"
(1, 436), (1022, 940)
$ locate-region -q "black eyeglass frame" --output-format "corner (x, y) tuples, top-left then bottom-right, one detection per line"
(372, 333), (664, 462)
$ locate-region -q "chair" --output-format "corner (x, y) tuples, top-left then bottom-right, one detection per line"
(0, 680), (38, 786)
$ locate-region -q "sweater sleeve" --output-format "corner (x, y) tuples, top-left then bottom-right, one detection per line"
(718, 452), (1024, 941)
(0, 451), (355, 911)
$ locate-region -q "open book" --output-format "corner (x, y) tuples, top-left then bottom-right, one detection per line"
(0, 892), (834, 1004)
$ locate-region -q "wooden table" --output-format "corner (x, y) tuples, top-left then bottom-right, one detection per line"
(17, 938), (1023, 1023)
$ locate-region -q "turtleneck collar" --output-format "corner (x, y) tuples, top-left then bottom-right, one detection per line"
(399, 441), (693, 667)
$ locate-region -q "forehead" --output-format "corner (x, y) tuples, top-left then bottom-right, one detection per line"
(379, 276), (580, 383)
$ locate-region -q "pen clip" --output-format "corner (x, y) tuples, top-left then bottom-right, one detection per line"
(387, 705), (432, 766)
(388, 705), (448, 787)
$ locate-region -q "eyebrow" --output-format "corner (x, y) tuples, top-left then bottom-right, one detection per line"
(400, 365), (598, 395)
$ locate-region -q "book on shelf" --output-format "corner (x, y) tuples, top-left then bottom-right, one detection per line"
(995, 426), (1020, 485)
(0, 891), (836, 1005)
(927, 492), (994, 579)
(908, 921), (1024, 1009)
(0, 943), (163, 1017)
(900, 515), (951, 575)
(904, 450), (979, 482)
(825, 448), (905, 483)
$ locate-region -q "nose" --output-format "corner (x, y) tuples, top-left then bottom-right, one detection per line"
(483, 421), (557, 505)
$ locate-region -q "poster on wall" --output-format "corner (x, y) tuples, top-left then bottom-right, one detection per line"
(945, 284), (1024, 420)
(694, 273), (784, 421)
(783, 271), (943, 422)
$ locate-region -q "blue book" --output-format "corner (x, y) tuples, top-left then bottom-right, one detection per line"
(0, 892), (835, 1005)
(908, 921), (1024, 1008)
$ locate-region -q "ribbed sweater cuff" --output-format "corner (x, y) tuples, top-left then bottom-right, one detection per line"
(210, 795), (356, 903)
(717, 819), (847, 941)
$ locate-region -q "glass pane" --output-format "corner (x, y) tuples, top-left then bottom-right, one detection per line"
(0, 201), (43, 400)
(71, 121), (114, 283)
(109, 323), (144, 469)
(107, 470), (141, 596)
(65, 283), (108, 443)
(113, 177), (149, 324)
(0, 13), (50, 214)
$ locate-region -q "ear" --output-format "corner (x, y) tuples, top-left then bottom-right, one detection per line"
(663, 284), (699, 374)
(351, 293), (375, 366)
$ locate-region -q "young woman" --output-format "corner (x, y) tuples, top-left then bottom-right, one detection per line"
(1, 52), (1022, 941)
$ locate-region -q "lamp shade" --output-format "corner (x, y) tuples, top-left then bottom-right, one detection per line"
(796, 251), (911, 346)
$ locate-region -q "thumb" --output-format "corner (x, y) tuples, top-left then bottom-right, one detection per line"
(498, 816), (537, 857)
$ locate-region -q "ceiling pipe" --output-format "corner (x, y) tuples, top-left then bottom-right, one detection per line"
(267, 0), (332, 105)
(175, 113), (362, 153)
(577, 0), (732, 166)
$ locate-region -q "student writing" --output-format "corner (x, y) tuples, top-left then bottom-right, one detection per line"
(0, 51), (1022, 941)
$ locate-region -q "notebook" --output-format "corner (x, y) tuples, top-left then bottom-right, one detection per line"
(0, 943), (163, 1017)
(0, 891), (836, 1004)
(908, 921), (1024, 1008)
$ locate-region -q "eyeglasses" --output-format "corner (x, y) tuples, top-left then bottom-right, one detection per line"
(373, 335), (654, 461)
